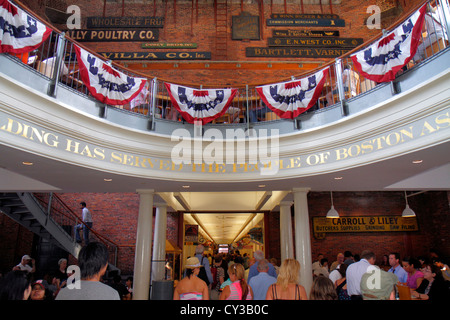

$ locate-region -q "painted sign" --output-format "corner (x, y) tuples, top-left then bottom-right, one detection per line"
(312, 216), (419, 234)
(232, 12), (260, 40)
(66, 29), (159, 42)
(98, 51), (211, 60)
(273, 30), (340, 37)
(271, 13), (340, 19)
(268, 37), (364, 47)
(141, 43), (198, 49)
(87, 16), (164, 28)
(185, 224), (199, 244)
(267, 18), (345, 27)
(246, 47), (351, 58)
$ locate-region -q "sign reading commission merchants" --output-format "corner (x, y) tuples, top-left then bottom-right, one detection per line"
(66, 29), (159, 42)
(87, 16), (164, 28)
(313, 216), (419, 234)
(267, 18), (345, 27)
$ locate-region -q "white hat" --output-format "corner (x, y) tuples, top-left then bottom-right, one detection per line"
(185, 257), (203, 269)
(22, 255), (32, 260)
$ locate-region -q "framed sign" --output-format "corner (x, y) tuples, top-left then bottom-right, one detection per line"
(232, 12), (260, 40)
(66, 29), (159, 42)
(99, 51), (211, 60)
(267, 18), (345, 27)
(273, 30), (340, 38)
(246, 47), (351, 58)
(268, 37), (363, 47)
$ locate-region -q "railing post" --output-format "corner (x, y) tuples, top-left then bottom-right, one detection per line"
(334, 58), (348, 116)
(246, 85), (250, 131)
(48, 32), (66, 98)
(45, 192), (53, 227)
(149, 78), (157, 131)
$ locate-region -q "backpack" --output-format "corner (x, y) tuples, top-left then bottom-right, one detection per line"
(197, 257), (210, 286)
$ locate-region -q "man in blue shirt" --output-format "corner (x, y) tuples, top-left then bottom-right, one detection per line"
(249, 259), (277, 300)
(388, 252), (408, 283)
(247, 250), (277, 283)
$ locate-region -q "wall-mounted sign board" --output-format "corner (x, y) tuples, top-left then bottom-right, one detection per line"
(66, 29), (159, 42)
(232, 12), (260, 40)
(98, 52), (211, 60)
(267, 18), (345, 27)
(87, 16), (164, 28)
(141, 43), (198, 49)
(268, 37), (364, 47)
(272, 30), (340, 38)
(246, 47), (351, 58)
(271, 13), (340, 19)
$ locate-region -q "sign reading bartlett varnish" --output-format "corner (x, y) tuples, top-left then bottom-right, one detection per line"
(66, 29), (159, 42)
(273, 30), (340, 38)
(268, 37), (364, 47)
(267, 18), (345, 27)
(87, 16), (164, 28)
(99, 51), (211, 60)
(313, 216), (419, 234)
(246, 47), (351, 58)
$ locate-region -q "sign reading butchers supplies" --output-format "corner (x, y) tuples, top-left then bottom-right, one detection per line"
(313, 216), (419, 235)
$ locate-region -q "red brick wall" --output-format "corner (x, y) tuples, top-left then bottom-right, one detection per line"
(20, 0), (425, 86)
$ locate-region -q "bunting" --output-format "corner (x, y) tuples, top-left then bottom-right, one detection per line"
(164, 83), (238, 124)
(351, 4), (427, 83)
(0, 0), (52, 53)
(74, 45), (147, 105)
(256, 68), (329, 119)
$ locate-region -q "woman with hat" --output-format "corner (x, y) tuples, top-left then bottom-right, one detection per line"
(173, 257), (209, 300)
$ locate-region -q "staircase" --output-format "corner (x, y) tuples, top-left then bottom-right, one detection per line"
(0, 192), (119, 272)
(215, 0), (228, 60)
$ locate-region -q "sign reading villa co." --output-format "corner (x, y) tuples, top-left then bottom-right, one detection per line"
(87, 16), (164, 28)
(98, 51), (211, 60)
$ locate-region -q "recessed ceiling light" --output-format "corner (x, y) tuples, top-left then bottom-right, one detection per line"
(334, 177), (343, 180)
(22, 162), (33, 166)
(104, 178), (113, 182)
(258, 184), (266, 188)
(182, 185), (190, 189)
(412, 160), (423, 164)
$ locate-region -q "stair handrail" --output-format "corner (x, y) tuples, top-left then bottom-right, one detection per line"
(33, 193), (119, 266)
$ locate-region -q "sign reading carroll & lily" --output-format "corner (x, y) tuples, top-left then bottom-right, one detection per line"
(87, 16), (164, 28)
(312, 216), (419, 234)
(246, 47), (351, 58)
(268, 37), (363, 47)
(98, 51), (211, 60)
(66, 29), (159, 42)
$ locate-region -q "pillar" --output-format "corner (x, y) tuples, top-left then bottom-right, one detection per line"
(279, 201), (294, 261)
(293, 188), (312, 295)
(133, 189), (154, 300)
(151, 203), (167, 282)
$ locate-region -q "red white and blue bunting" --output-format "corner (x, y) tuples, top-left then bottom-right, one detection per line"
(0, 0), (51, 53)
(351, 4), (427, 83)
(164, 83), (238, 124)
(74, 45), (147, 105)
(256, 68), (329, 119)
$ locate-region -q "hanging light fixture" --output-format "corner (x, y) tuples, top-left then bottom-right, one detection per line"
(402, 191), (416, 217)
(326, 191), (340, 218)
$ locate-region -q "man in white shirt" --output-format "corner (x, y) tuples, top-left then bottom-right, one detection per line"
(74, 202), (93, 244)
(346, 250), (376, 300)
(13, 255), (36, 274)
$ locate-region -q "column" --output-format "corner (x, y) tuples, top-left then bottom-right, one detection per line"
(151, 203), (167, 282)
(293, 188), (312, 295)
(279, 201), (294, 261)
(132, 189), (154, 300)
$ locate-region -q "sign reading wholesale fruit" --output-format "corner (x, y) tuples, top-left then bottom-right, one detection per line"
(312, 216), (419, 234)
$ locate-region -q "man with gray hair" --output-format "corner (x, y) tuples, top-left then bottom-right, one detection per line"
(194, 244), (213, 286)
(247, 250), (277, 283)
(248, 259), (277, 300)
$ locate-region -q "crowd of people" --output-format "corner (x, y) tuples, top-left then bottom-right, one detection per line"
(174, 245), (450, 301)
(1, 242), (449, 301)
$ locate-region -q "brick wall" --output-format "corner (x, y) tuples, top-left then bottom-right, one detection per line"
(20, 0), (425, 86)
